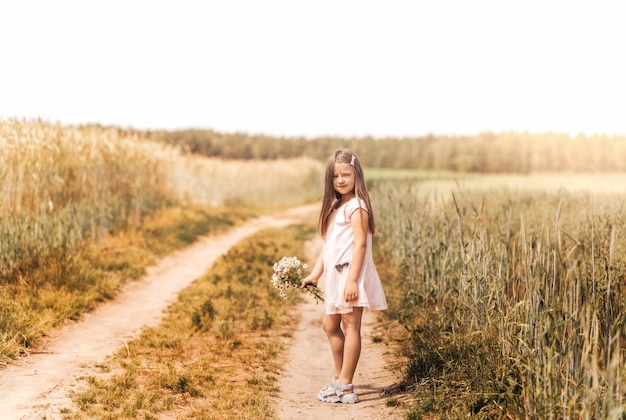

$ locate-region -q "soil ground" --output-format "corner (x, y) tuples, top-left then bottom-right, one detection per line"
(0, 204), (405, 419)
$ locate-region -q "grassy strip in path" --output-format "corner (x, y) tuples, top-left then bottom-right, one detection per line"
(65, 223), (316, 419)
(0, 206), (261, 364)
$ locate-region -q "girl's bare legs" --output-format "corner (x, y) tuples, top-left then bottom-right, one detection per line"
(322, 313), (344, 380)
(337, 307), (363, 389)
(322, 307), (364, 393)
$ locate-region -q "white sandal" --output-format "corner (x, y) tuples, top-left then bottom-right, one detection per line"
(317, 382), (359, 404)
(317, 379), (338, 400)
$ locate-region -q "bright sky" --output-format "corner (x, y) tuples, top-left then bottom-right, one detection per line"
(1, 0), (625, 138)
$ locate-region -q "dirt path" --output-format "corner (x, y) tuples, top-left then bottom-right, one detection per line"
(0, 203), (404, 419)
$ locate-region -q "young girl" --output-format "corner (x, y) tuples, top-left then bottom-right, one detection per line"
(301, 149), (387, 404)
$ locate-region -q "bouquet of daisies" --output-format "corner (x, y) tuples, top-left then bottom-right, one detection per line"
(272, 256), (324, 303)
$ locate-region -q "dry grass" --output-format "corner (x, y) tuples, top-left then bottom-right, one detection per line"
(167, 155), (322, 207)
(65, 224), (314, 419)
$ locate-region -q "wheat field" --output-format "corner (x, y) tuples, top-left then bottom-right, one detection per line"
(374, 179), (626, 418)
(0, 119), (321, 272)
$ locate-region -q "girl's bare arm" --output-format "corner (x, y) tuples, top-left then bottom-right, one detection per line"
(301, 250), (324, 288)
(345, 208), (368, 301)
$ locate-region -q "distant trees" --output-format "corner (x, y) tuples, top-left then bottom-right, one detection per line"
(148, 129), (626, 173)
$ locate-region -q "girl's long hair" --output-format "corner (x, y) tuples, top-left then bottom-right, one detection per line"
(318, 149), (376, 238)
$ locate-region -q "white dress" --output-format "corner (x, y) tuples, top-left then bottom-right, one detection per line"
(322, 197), (388, 315)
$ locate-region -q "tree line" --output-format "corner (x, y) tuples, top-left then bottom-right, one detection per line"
(147, 129), (626, 173)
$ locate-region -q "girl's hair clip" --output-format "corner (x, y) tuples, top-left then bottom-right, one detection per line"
(350, 155), (356, 166)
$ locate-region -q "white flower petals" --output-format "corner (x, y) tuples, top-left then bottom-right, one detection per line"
(271, 256), (324, 302)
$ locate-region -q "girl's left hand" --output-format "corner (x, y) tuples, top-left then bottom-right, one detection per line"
(344, 282), (358, 302)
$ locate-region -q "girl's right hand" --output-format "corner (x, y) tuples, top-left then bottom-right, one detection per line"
(301, 276), (318, 289)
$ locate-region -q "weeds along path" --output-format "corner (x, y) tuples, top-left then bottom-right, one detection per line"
(272, 238), (405, 420)
(0, 204), (319, 419)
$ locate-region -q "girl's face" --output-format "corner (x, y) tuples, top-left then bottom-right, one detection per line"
(333, 163), (355, 197)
